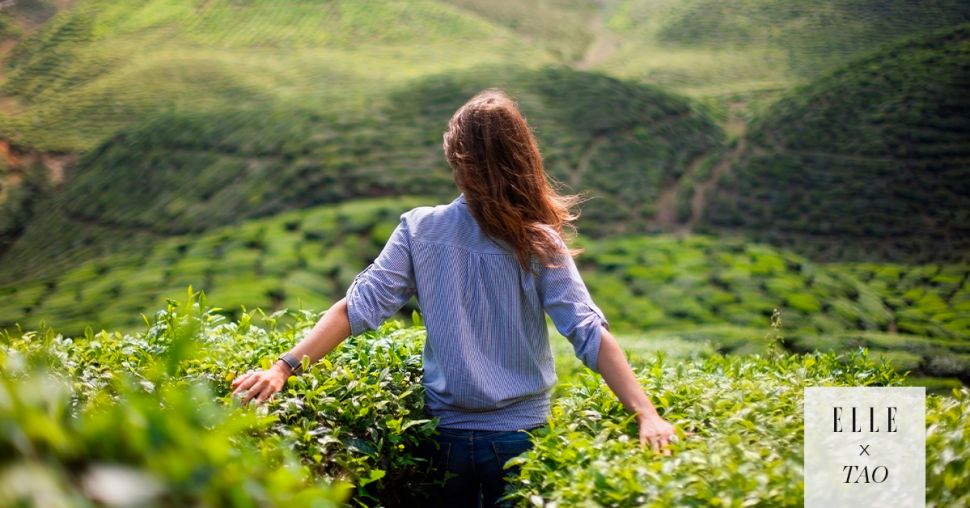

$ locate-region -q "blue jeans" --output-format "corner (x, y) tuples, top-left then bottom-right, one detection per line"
(417, 426), (540, 507)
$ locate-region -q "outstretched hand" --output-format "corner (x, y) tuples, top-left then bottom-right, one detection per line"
(637, 412), (695, 456)
(230, 363), (289, 406)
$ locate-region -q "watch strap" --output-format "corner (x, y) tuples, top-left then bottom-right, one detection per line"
(278, 352), (303, 374)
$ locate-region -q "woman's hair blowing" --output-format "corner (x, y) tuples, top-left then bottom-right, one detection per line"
(443, 89), (581, 272)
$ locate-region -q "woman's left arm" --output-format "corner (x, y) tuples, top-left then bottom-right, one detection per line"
(231, 297), (352, 405)
(596, 326), (678, 455)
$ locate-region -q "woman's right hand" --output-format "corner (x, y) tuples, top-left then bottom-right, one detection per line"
(230, 362), (290, 406)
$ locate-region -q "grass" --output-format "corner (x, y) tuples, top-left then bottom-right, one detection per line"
(0, 0), (550, 152)
(597, 0), (970, 110)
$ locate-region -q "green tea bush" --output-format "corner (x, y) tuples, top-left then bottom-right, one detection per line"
(701, 24), (970, 262)
(3, 291), (968, 506)
(0, 297), (346, 507)
(1, 289), (438, 506)
(507, 351), (969, 507)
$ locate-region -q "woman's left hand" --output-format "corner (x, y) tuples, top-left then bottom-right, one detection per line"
(231, 362), (290, 406)
(637, 411), (677, 455)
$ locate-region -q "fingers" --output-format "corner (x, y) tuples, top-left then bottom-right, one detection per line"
(231, 370), (254, 388)
(641, 432), (676, 456)
(659, 436), (672, 456)
(231, 372), (260, 398)
(239, 378), (267, 406)
(255, 383), (278, 405)
(233, 372), (283, 407)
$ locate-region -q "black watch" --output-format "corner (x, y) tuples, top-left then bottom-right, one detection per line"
(277, 352), (303, 375)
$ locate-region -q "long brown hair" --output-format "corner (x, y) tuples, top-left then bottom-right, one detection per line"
(443, 89), (582, 272)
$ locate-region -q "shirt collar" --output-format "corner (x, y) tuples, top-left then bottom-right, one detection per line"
(456, 193), (466, 204)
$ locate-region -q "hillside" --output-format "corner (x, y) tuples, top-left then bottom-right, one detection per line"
(1, 0), (969, 276)
(595, 0), (970, 104)
(0, 2), (968, 391)
(0, 66), (723, 283)
(0, 0), (552, 152)
(698, 24), (970, 262)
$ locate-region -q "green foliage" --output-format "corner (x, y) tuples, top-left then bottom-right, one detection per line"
(0, 293), (346, 507)
(578, 235), (908, 337)
(596, 0), (969, 114)
(264, 325), (438, 506)
(925, 388), (970, 508)
(654, 0), (970, 75)
(0, 159), (49, 254)
(0, 197), (428, 332)
(0, 65), (722, 285)
(506, 350), (967, 507)
(3, 205), (968, 385)
(829, 262), (970, 340)
(0, 0), (546, 152)
(439, 0), (596, 62)
(2, 288), (436, 506)
(2, 291), (968, 505)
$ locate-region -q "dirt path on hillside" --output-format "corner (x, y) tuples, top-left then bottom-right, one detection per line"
(575, 1), (620, 69)
(570, 135), (607, 188)
(653, 150), (708, 230)
(681, 135), (746, 233)
(649, 102), (751, 234)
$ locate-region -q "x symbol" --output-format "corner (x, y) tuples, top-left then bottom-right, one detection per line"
(859, 444), (871, 456)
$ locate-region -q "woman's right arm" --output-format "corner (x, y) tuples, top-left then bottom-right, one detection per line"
(231, 298), (352, 405)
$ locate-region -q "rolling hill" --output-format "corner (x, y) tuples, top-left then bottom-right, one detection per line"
(1, 0), (969, 393)
(594, 0), (970, 105)
(698, 24), (970, 262)
(0, 66), (724, 283)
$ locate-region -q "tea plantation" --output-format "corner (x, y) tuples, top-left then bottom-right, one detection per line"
(0, 65), (723, 284)
(2, 292), (967, 506)
(700, 24), (970, 262)
(2, 3), (970, 504)
(2, 198), (969, 388)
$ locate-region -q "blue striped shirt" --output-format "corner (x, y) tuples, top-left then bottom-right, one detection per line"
(345, 194), (609, 430)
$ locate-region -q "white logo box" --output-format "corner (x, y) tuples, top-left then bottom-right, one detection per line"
(804, 387), (925, 508)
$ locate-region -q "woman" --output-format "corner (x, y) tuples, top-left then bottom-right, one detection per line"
(231, 89), (679, 506)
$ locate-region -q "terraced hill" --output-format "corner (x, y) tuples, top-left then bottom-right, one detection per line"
(0, 0), (555, 152)
(698, 24), (970, 262)
(1, 0), (970, 394)
(3, 1), (969, 276)
(0, 66), (723, 283)
(2, 197), (967, 385)
(582, 0), (970, 111)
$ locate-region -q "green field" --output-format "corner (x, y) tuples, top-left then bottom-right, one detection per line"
(0, 66), (724, 283)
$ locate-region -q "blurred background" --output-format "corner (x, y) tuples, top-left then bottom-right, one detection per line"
(0, 0), (968, 389)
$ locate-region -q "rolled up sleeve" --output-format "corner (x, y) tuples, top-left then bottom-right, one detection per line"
(345, 216), (416, 335)
(537, 252), (609, 373)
